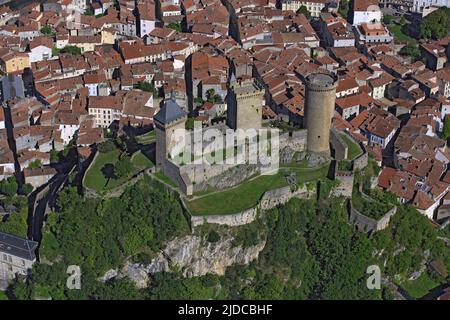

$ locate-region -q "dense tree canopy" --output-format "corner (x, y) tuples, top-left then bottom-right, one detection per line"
(401, 44), (421, 60)
(40, 176), (189, 275)
(8, 173), (448, 300)
(420, 7), (450, 39)
(0, 196), (28, 238)
(0, 176), (18, 197)
(114, 156), (134, 179)
(441, 116), (450, 140)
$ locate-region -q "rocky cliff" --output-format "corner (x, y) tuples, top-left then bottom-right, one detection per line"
(101, 234), (266, 288)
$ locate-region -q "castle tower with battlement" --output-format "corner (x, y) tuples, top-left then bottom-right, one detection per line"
(227, 75), (264, 131)
(304, 71), (338, 156)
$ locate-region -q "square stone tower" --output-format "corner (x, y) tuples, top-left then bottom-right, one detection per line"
(154, 98), (187, 169)
(227, 75), (264, 131)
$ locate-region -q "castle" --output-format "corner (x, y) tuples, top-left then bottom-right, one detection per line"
(226, 74), (264, 131)
(154, 72), (338, 195)
(304, 72), (338, 156)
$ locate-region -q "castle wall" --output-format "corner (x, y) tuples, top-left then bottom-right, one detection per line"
(164, 160), (191, 195)
(342, 131), (368, 170)
(279, 130), (307, 151)
(333, 171), (354, 198)
(330, 128), (348, 160)
(190, 184), (316, 227)
(349, 201), (397, 233)
(353, 151), (368, 171)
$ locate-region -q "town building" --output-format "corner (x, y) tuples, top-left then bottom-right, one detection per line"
(0, 232), (38, 282)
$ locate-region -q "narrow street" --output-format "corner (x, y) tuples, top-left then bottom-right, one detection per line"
(28, 172), (66, 243)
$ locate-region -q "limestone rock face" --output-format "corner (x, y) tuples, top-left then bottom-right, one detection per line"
(100, 235), (266, 288)
(157, 235), (265, 277)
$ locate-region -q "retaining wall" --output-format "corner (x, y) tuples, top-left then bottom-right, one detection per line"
(190, 184), (316, 227)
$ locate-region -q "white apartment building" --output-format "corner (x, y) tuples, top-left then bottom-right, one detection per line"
(281, 0), (328, 17)
(412, 0), (450, 13)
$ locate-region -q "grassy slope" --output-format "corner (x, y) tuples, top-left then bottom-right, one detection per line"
(135, 131), (156, 145)
(83, 149), (126, 191)
(186, 165), (328, 216)
(341, 134), (362, 160)
(401, 273), (439, 299)
(131, 151), (154, 169)
(388, 23), (417, 45)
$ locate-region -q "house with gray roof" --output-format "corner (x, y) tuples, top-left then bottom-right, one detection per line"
(0, 231), (38, 283)
(1, 74), (25, 101)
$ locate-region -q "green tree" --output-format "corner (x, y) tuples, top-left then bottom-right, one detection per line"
(0, 197), (29, 238)
(136, 81), (158, 96)
(51, 46), (60, 56)
(90, 278), (147, 300)
(167, 22), (181, 32)
(40, 25), (53, 35)
(114, 156), (134, 179)
(420, 7), (450, 39)
(441, 116), (450, 140)
(206, 230), (220, 243)
(401, 44), (421, 60)
(206, 88), (216, 103)
(20, 183), (33, 195)
(84, 7), (94, 16)
(150, 272), (216, 300)
(97, 140), (116, 153)
(338, 0), (349, 20)
(61, 45), (82, 56)
(0, 176), (18, 197)
(36, 176), (189, 290)
(296, 5), (310, 19)
(383, 15), (393, 25)
(28, 159), (43, 169)
(13, 279), (31, 300)
(50, 149), (59, 162)
(185, 118), (195, 130)
(194, 97), (204, 105)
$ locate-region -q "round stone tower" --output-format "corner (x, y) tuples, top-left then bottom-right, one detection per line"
(304, 71), (338, 155)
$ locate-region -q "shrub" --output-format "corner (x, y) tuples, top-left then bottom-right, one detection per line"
(97, 140), (116, 153)
(114, 156), (134, 179)
(20, 183), (34, 196)
(0, 176), (18, 197)
(207, 230), (220, 243)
